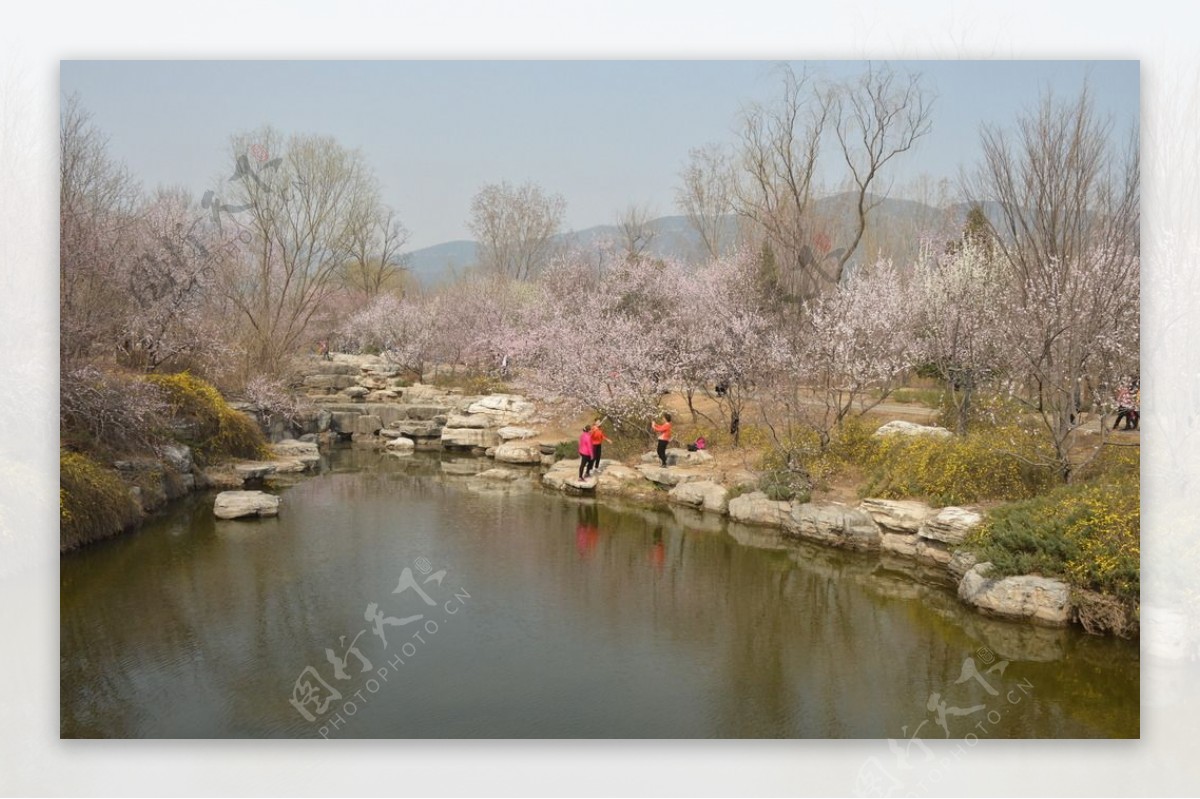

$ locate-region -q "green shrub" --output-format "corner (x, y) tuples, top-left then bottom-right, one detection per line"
(60, 450), (141, 551)
(146, 372), (267, 466)
(964, 479), (1139, 602)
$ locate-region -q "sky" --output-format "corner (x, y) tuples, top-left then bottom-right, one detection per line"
(60, 60), (1139, 250)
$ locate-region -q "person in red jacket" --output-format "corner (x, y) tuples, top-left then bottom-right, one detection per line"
(578, 425), (595, 481)
(589, 420), (608, 475)
(651, 412), (672, 467)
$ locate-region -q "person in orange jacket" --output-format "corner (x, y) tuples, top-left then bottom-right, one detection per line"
(651, 412), (672, 467)
(589, 419), (608, 475)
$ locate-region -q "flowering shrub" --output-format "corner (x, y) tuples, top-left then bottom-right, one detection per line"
(60, 450), (141, 551)
(859, 425), (1055, 505)
(146, 372), (267, 465)
(965, 480), (1139, 603)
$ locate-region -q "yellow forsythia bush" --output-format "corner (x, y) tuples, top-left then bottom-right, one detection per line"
(60, 450), (141, 551)
(858, 425), (1055, 505)
(145, 372), (268, 466)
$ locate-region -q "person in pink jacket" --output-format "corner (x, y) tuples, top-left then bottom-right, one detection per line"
(578, 424), (595, 480)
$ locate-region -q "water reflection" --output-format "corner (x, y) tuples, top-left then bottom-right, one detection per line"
(60, 447), (1139, 738)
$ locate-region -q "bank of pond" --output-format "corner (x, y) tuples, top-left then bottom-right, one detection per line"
(60, 445), (1139, 738)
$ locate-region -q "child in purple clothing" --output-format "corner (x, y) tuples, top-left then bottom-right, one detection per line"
(578, 425), (595, 480)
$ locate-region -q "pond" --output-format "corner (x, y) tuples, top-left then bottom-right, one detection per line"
(60, 447), (1139, 738)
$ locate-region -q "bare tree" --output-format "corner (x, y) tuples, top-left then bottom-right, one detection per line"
(676, 143), (734, 260)
(732, 65), (830, 299)
(965, 85), (1140, 481)
(468, 180), (566, 280)
(830, 63), (934, 285)
(343, 205), (411, 299)
(617, 202), (658, 260)
(218, 127), (382, 375)
(730, 64), (932, 300)
(59, 95), (140, 362)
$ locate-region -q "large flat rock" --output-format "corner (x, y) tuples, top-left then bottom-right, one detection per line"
(727, 491), (791, 527)
(958, 563), (1071, 627)
(636, 464), (710, 487)
(787, 502), (881, 551)
(214, 490), (280, 520)
(668, 480), (729, 513)
(919, 506), (984, 546)
(860, 498), (935, 534)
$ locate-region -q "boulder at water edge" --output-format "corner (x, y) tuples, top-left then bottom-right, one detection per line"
(214, 490), (280, 520)
(957, 563), (1071, 627)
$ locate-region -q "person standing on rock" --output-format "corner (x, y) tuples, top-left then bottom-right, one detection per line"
(589, 420), (608, 475)
(652, 413), (672, 467)
(578, 424), (595, 481)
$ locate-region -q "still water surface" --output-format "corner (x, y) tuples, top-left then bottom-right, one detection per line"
(60, 447), (1139, 738)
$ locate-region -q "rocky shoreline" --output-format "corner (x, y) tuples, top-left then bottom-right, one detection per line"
(124, 353), (1132, 637)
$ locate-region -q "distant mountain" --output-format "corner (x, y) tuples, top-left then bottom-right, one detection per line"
(404, 195), (967, 287)
(404, 240), (478, 286)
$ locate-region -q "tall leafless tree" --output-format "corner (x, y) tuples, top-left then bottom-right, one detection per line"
(676, 143), (735, 261)
(468, 180), (566, 280)
(218, 127), (382, 375)
(730, 64), (933, 300)
(617, 202), (659, 260)
(343, 205), (412, 299)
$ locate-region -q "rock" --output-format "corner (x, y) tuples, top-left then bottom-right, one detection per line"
(330, 411), (360, 433)
(303, 374), (357, 391)
(497, 426), (539, 441)
(541, 459), (596, 492)
(860, 498), (935, 534)
(880, 531), (920, 557)
(873, 420), (953, 440)
(235, 462), (277, 484)
(919, 506), (984, 546)
(594, 463), (642, 493)
(271, 458), (309, 474)
(315, 409), (332, 433)
(914, 538), (954, 567)
(367, 390), (400, 402)
(180, 473), (196, 492)
(538, 442), (560, 455)
(214, 490), (280, 520)
(299, 433), (318, 443)
(343, 385), (370, 400)
(441, 427), (499, 449)
(540, 454), (555, 466)
(494, 442), (542, 464)
(948, 549), (980, 582)
(445, 412), (493, 429)
(640, 448), (713, 466)
(787, 502), (881, 550)
(727, 491), (791, 527)
(161, 443), (194, 474)
(271, 439), (320, 466)
(353, 415), (382, 436)
(378, 428), (404, 439)
(385, 436), (415, 452)
(485, 446), (496, 458)
(668, 481), (730, 513)
(957, 563), (1071, 627)
(404, 404), (452, 421)
(390, 420), (443, 438)
(466, 394), (535, 418)
(636, 464), (710, 487)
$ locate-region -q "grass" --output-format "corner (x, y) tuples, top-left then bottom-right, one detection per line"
(60, 450), (141, 551)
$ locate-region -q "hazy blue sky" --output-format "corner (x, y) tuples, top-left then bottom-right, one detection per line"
(61, 60), (1138, 249)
